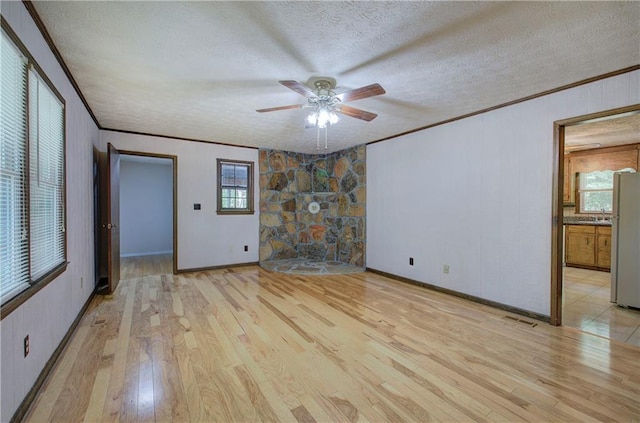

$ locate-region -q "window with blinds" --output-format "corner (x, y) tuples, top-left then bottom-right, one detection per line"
(216, 159), (254, 214)
(1, 26), (66, 307)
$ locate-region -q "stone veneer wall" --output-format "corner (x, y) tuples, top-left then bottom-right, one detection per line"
(259, 145), (366, 266)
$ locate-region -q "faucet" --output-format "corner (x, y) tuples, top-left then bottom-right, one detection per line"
(601, 208), (606, 222)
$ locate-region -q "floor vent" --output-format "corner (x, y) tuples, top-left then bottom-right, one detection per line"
(503, 315), (537, 328)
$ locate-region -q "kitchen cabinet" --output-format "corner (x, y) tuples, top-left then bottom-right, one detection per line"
(565, 224), (611, 271)
(596, 226), (611, 269)
(569, 145), (638, 175)
(565, 225), (596, 267)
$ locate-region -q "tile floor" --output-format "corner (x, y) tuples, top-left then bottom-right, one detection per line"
(563, 266), (640, 346)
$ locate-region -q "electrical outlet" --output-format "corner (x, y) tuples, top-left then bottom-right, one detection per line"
(244, 245), (248, 252)
(24, 335), (29, 357)
(443, 264), (450, 274)
(409, 257), (414, 266)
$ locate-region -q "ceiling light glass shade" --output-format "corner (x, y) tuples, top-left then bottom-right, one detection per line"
(306, 112), (318, 126)
(306, 107), (339, 128)
(317, 108), (330, 128)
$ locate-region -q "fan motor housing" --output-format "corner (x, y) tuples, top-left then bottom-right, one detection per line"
(308, 76), (336, 92)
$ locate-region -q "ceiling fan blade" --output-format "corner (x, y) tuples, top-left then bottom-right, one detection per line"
(256, 104), (303, 113)
(338, 105), (378, 122)
(336, 83), (385, 103)
(279, 80), (317, 98)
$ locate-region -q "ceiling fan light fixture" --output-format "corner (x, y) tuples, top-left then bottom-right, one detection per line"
(258, 77), (385, 151)
(305, 105), (339, 129)
(315, 107), (339, 128)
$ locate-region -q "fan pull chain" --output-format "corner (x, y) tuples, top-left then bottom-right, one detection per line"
(325, 127), (328, 150)
(314, 126), (329, 151)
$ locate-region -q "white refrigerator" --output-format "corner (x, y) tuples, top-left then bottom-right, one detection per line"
(610, 172), (640, 308)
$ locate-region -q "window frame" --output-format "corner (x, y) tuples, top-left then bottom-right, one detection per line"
(1, 19), (67, 319)
(577, 168), (635, 214)
(216, 159), (254, 215)
(578, 170), (614, 214)
(578, 188), (614, 214)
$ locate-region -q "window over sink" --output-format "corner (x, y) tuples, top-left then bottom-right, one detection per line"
(578, 168), (635, 213)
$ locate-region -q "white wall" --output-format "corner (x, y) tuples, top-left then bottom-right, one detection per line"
(1, 3), (99, 421)
(120, 158), (173, 256)
(367, 70), (639, 317)
(101, 131), (260, 270)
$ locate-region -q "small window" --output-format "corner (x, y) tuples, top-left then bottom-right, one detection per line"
(216, 159), (254, 214)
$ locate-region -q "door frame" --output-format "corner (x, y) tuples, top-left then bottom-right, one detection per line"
(550, 104), (640, 326)
(118, 150), (179, 275)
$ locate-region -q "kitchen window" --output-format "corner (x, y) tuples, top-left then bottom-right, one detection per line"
(1, 23), (67, 312)
(578, 168), (635, 214)
(578, 170), (614, 213)
(216, 159), (254, 214)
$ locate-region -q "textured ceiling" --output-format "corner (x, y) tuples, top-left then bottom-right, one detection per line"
(31, 1), (640, 154)
(565, 113), (640, 151)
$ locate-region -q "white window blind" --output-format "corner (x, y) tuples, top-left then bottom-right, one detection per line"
(1, 27), (66, 306)
(29, 70), (65, 280)
(1, 31), (30, 302)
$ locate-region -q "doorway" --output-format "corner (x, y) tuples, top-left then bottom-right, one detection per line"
(119, 153), (176, 279)
(552, 105), (640, 345)
(96, 148), (178, 292)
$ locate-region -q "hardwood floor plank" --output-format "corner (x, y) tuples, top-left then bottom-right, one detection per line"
(234, 364), (281, 423)
(291, 404), (317, 423)
(171, 317), (209, 422)
(82, 348), (113, 422)
(298, 393), (341, 423)
(375, 382), (436, 422)
(103, 279), (137, 422)
(137, 341), (155, 422)
(258, 379), (300, 422)
(22, 258), (640, 423)
(23, 325), (91, 423)
(119, 281), (145, 423)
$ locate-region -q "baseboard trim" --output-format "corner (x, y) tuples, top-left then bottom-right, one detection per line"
(10, 287), (97, 423)
(366, 267), (551, 324)
(176, 261), (259, 274)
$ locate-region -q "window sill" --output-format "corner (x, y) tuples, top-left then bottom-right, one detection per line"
(216, 210), (255, 215)
(1, 261), (69, 320)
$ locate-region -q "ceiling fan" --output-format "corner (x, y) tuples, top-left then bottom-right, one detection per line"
(256, 77), (385, 127)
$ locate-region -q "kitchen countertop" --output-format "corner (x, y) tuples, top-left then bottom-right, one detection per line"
(563, 217), (612, 226)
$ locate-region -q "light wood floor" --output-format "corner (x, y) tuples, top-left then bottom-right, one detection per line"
(563, 266), (640, 346)
(121, 254), (173, 279)
(25, 257), (640, 422)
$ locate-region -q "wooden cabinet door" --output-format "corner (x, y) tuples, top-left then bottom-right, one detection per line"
(597, 235), (611, 269)
(566, 231), (596, 266)
(597, 229), (611, 270)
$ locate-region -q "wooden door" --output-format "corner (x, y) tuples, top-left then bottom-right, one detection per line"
(107, 143), (121, 293)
